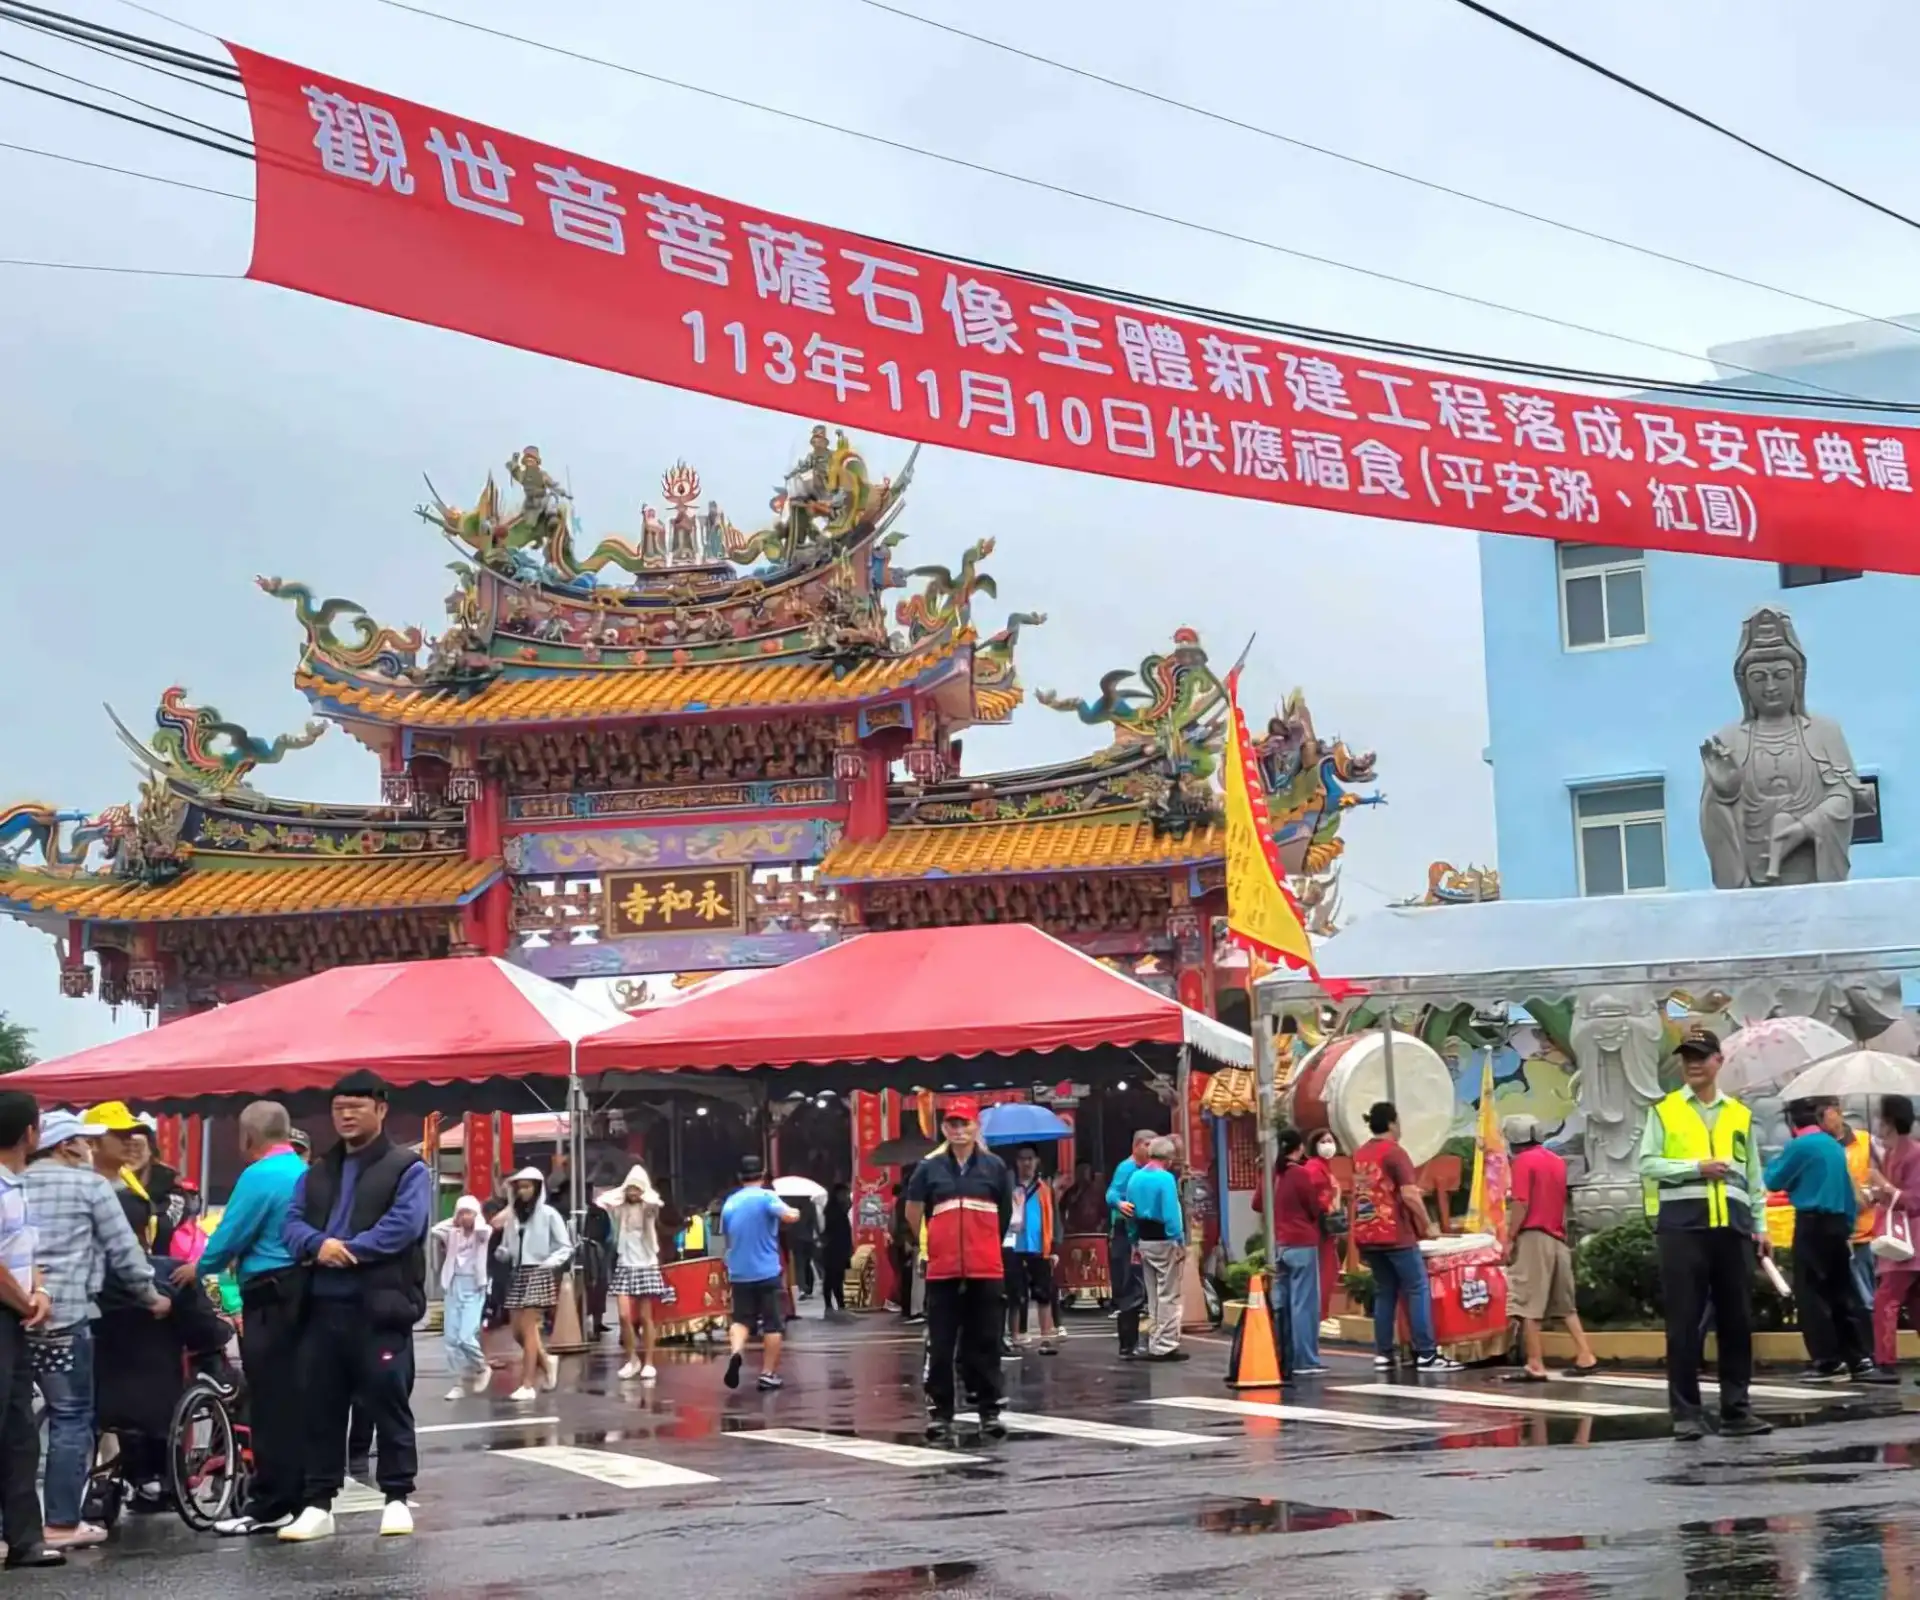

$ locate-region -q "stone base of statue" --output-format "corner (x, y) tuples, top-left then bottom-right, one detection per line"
(1570, 1177), (1645, 1239)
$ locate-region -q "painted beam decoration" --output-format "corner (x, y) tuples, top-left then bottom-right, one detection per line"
(506, 819), (834, 875)
(602, 867), (746, 937)
(520, 928), (831, 980)
(238, 48), (1920, 576)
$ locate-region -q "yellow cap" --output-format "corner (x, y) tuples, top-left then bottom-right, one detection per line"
(79, 1100), (142, 1134)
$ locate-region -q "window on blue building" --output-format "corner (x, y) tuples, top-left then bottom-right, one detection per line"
(1574, 782), (1667, 896)
(1779, 564), (1863, 589)
(1558, 544), (1646, 650)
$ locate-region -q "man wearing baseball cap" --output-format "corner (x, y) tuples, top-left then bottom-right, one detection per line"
(904, 1097), (1013, 1441)
(1639, 1028), (1771, 1440)
(78, 1101), (153, 1249)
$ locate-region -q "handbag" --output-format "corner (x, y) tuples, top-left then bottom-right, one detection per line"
(1872, 1193), (1915, 1263)
(1319, 1206), (1350, 1238)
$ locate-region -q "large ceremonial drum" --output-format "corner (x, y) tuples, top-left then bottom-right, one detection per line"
(1285, 1030), (1454, 1165)
(1420, 1232), (1509, 1346)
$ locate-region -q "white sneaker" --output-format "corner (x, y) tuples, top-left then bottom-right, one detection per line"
(508, 1384), (538, 1401)
(380, 1501), (414, 1537)
(444, 1384), (467, 1401)
(618, 1360), (644, 1380)
(542, 1353), (560, 1390)
(640, 1364), (657, 1381)
(470, 1368), (493, 1394)
(213, 1512), (290, 1537)
(278, 1507), (335, 1543)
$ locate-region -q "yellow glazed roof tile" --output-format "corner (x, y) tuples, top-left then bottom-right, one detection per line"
(299, 638), (967, 729)
(0, 856), (497, 923)
(819, 818), (1224, 882)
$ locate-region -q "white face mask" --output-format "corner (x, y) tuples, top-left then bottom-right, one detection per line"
(1315, 1141), (1336, 1159)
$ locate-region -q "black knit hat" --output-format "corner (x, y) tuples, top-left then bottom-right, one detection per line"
(330, 1069), (392, 1102)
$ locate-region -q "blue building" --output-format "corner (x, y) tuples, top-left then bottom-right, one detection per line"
(1481, 318), (1920, 901)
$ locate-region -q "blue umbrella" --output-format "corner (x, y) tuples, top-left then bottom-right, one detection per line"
(979, 1103), (1073, 1146)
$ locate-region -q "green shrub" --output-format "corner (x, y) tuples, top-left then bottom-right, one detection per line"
(1342, 1267), (1375, 1314)
(1573, 1215), (1660, 1327)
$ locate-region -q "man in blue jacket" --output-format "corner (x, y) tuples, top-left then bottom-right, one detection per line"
(1125, 1138), (1188, 1361)
(174, 1100), (307, 1536)
(279, 1072), (430, 1543)
(1764, 1097), (1885, 1384)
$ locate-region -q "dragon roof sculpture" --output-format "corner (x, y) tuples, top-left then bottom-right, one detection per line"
(1253, 688), (1385, 876)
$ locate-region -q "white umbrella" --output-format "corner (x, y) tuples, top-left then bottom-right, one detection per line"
(1718, 1016), (1854, 1097)
(772, 1175), (828, 1204)
(1779, 1050), (1920, 1101)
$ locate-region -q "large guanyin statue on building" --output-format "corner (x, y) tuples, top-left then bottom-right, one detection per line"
(1699, 607), (1871, 888)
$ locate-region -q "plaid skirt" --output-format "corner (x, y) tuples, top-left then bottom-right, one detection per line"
(505, 1264), (558, 1311)
(611, 1263), (676, 1303)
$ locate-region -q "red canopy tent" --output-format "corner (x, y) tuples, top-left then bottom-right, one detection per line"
(577, 924), (1250, 1074)
(9, 958), (616, 1111)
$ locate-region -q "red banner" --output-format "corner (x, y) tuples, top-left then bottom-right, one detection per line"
(235, 48), (1920, 574)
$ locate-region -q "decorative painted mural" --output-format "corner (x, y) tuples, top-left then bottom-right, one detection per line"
(517, 929), (836, 979)
(1446, 1028), (1579, 1143)
(505, 779), (837, 823)
(506, 818), (834, 875)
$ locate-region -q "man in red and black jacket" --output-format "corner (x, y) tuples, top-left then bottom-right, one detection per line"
(904, 1099), (1013, 1442)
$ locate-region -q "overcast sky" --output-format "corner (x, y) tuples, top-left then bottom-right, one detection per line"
(4, 0), (1917, 1059)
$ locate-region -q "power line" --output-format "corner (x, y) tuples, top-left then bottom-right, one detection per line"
(366, 0), (1885, 407)
(102, 0), (223, 46)
(0, 67), (250, 156)
(0, 254), (234, 276)
(0, 133), (247, 198)
(1448, 0), (1920, 235)
(0, 11), (244, 98)
(0, 0), (236, 78)
(852, 0), (1920, 349)
(0, 42), (247, 142)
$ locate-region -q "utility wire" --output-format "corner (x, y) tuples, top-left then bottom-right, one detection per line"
(365, 0), (1892, 407)
(103, 0), (222, 46)
(0, 0), (232, 72)
(0, 42), (246, 142)
(0, 254), (234, 275)
(0, 10), (244, 98)
(853, 0), (1920, 348)
(0, 132), (247, 197)
(1448, 0), (1920, 235)
(0, 68), (250, 156)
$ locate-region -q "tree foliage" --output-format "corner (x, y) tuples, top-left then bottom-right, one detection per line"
(0, 1013), (34, 1076)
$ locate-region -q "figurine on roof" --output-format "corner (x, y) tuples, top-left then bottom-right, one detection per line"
(507, 445), (570, 532)
(1255, 688), (1383, 874)
(896, 538), (998, 644)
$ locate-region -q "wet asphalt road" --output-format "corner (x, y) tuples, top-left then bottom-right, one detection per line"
(32, 1309), (1920, 1598)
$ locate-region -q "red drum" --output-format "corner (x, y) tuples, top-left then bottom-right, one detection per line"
(1284, 1031), (1454, 1164)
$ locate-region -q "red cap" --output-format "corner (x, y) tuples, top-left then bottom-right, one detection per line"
(941, 1096), (981, 1124)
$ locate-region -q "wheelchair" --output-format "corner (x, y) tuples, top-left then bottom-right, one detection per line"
(165, 1369), (254, 1532)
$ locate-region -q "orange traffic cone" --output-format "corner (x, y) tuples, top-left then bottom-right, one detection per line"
(1227, 1272), (1284, 1388)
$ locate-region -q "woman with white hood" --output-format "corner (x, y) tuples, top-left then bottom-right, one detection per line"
(432, 1195), (494, 1400)
(597, 1164), (676, 1381)
(496, 1167), (574, 1401)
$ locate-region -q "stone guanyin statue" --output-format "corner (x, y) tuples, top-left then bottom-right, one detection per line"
(1699, 607), (1870, 888)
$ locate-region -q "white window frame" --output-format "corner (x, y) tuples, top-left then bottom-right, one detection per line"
(1558, 544), (1648, 653)
(1573, 782), (1667, 897)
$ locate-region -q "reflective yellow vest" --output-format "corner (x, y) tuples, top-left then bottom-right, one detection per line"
(1642, 1090), (1753, 1233)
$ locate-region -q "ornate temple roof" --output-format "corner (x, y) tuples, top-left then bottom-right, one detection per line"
(819, 817), (1225, 883)
(0, 856), (496, 925)
(295, 632), (973, 730)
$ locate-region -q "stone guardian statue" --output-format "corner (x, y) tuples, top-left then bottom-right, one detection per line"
(1699, 607), (1868, 888)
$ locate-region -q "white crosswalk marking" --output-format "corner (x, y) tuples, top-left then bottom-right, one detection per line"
(335, 1479), (411, 1516)
(419, 1416), (561, 1434)
(495, 1446), (717, 1489)
(1145, 1395), (1435, 1432)
(739, 1428), (982, 1468)
(1333, 1383), (1659, 1417)
(956, 1411), (1220, 1447)
(1553, 1373), (1848, 1402)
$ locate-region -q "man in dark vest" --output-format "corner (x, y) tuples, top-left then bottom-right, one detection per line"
(278, 1071), (429, 1542)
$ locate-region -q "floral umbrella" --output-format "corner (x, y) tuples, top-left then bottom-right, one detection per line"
(1718, 1015), (1853, 1098)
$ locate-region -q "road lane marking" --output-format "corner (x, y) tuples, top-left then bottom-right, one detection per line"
(955, 1411), (1220, 1447)
(1144, 1395), (1435, 1432)
(1552, 1373), (1850, 1402)
(737, 1428), (982, 1467)
(336, 1480), (414, 1515)
(495, 1445), (716, 1488)
(420, 1416), (561, 1434)
(1333, 1383), (1659, 1417)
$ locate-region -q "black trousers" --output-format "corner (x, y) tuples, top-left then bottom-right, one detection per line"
(0, 1313), (41, 1551)
(821, 1253), (849, 1312)
(1658, 1228), (1753, 1418)
(1793, 1211), (1871, 1371)
(239, 1296), (304, 1519)
(1111, 1226), (1146, 1353)
(347, 1406), (373, 1473)
(297, 1298), (417, 1507)
(923, 1278), (1003, 1420)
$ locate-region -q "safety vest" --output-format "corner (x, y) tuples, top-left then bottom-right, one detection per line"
(1642, 1090), (1753, 1233)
